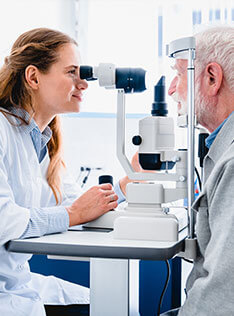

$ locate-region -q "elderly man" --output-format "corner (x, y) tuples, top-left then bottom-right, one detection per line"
(162, 26), (234, 316)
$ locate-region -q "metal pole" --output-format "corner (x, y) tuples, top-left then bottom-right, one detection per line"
(187, 48), (196, 238)
(117, 90), (126, 162)
(90, 258), (139, 316)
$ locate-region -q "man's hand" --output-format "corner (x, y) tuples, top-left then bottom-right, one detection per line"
(119, 152), (143, 195)
(66, 183), (118, 226)
(130, 151), (144, 172)
(119, 152), (156, 195)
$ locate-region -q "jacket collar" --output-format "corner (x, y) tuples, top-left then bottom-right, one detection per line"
(4, 107), (52, 138)
(207, 112), (234, 164)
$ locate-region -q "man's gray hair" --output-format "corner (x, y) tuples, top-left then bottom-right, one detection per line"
(195, 26), (234, 93)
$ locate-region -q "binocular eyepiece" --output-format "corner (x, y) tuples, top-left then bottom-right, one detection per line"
(80, 63), (146, 94)
(80, 66), (94, 81)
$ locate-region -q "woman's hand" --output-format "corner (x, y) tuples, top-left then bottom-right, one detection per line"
(66, 183), (118, 226)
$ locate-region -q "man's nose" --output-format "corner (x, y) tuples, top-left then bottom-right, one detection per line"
(168, 77), (177, 96)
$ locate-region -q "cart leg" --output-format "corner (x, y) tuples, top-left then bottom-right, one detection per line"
(90, 258), (139, 316)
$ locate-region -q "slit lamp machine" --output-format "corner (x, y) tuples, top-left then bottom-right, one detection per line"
(80, 37), (198, 259)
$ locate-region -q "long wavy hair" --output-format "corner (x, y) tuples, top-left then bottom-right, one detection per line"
(0, 28), (77, 204)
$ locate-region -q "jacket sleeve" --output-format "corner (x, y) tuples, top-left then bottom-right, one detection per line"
(0, 132), (69, 244)
(114, 181), (126, 204)
(179, 161), (234, 315)
(19, 167), (78, 240)
(0, 139), (30, 246)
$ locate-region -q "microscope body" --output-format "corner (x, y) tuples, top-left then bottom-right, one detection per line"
(114, 113), (187, 241)
(81, 63), (188, 242)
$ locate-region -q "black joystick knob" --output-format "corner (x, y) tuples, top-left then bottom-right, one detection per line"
(132, 135), (142, 146)
(98, 175), (113, 186)
(151, 75), (168, 117)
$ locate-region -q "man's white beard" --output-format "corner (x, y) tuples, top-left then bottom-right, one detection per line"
(171, 91), (187, 115)
(171, 82), (215, 128)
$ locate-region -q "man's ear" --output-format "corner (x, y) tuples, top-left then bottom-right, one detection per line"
(203, 62), (223, 96)
(25, 65), (40, 90)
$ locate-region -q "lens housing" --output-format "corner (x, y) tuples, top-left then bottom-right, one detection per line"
(116, 68), (146, 93)
(79, 64), (146, 93)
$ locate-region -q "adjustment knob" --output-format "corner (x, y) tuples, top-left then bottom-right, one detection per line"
(132, 135), (142, 146)
(99, 175), (113, 186)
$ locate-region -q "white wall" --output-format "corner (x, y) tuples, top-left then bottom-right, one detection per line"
(0, 0), (76, 64)
(61, 114), (140, 188)
(0, 0), (142, 187)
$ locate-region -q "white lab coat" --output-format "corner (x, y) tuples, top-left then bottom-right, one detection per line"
(0, 113), (89, 316)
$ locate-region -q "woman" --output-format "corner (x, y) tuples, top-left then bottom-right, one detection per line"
(0, 28), (131, 316)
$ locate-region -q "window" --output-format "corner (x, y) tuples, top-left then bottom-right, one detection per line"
(75, 0), (234, 114)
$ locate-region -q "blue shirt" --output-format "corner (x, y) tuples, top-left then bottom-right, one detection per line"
(205, 112), (234, 149)
(30, 123), (52, 163)
(10, 107), (52, 162)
